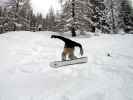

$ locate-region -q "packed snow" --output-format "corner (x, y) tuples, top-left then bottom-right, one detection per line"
(0, 31), (133, 100)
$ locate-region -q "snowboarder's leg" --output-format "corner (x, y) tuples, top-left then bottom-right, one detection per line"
(62, 52), (66, 61)
(62, 48), (77, 60)
(68, 48), (77, 60)
(62, 48), (69, 61)
(69, 53), (77, 60)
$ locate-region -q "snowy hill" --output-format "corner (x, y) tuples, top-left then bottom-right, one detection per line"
(0, 31), (133, 100)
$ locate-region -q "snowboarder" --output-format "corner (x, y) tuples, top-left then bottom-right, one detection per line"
(51, 35), (84, 61)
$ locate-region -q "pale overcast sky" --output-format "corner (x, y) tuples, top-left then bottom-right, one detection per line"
(0, 0), (8, 6)
(0, 0), (62, 17)
(30, 0), (61, 17)
(31, 0), (133, 17)
(0, 0), (133, 17)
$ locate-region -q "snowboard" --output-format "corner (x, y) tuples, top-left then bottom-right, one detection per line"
(50, 57), (88, 68)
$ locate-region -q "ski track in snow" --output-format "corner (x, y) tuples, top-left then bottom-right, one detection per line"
(0, 31), (133, 100)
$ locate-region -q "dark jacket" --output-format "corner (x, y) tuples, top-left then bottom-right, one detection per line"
(51, 35), (83, 55)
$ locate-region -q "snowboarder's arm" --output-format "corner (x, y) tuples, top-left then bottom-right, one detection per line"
(76, 43), (84, 56)
(51, 35), (84, 56)
(51, 35), (67, 41)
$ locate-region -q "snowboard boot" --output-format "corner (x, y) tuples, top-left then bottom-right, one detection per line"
(69, 53), (77, 60)
(62, 52), (66, 61)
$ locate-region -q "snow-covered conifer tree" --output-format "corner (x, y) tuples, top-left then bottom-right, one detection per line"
(58, 0), (90, 36)
(6, 0), (31, 31)
(58, 0), (111, 34)
(0, 7), (2, 17)
(118, 0), (133, 33)
(88, 0), (111, 33)
(46, 7), (56, 31)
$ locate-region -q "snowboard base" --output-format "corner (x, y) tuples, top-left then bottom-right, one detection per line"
(50, 57), (88, 68)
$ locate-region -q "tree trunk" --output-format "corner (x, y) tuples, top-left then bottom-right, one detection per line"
(111, 0), (116, 34)
(71, 26), (76, 37)
(71, 0), (76, 37)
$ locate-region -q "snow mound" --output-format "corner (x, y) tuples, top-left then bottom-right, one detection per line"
(0, 31), (133, 100)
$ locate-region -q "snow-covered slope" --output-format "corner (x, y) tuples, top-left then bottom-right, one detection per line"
(0, 31), (133, 100)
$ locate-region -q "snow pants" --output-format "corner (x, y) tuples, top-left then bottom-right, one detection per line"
(62, 48), (77, 60)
